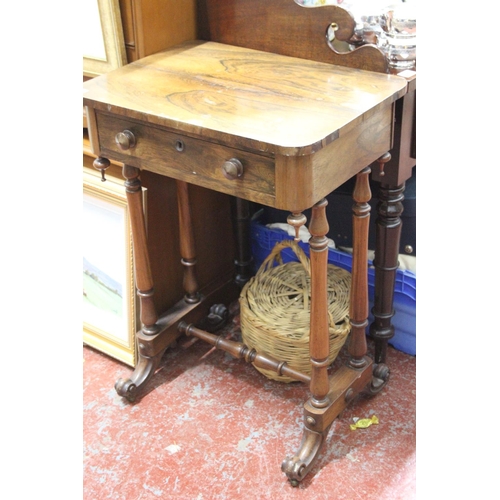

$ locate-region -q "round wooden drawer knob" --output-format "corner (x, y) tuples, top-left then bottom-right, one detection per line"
(115, 130), (136, 150)
(222, 158), (244, 180)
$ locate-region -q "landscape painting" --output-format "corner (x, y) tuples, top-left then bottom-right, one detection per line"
(83, 168), (137, 366)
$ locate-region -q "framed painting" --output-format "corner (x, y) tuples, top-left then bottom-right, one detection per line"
(83, 0), (127, 77)
(82, 166), (141, 366)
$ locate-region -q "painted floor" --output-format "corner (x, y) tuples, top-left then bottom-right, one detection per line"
(83, 309), (416, 500)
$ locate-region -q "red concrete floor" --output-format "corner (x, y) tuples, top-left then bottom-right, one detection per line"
(83, 310), (416, 500)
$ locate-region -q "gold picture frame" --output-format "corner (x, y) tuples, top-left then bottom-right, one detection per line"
(83, 0), (127, 78)
(82, 166), (140, 366)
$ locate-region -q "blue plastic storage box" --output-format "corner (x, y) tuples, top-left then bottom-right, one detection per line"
(249, 221), (416, 356)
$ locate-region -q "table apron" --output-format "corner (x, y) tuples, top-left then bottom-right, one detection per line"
(93, 103), (393, 211)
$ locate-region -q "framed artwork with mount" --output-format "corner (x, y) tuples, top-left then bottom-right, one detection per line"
(82, 165), (143, 366)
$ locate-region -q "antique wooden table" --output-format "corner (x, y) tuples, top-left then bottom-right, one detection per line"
(83, 37), (408, 484)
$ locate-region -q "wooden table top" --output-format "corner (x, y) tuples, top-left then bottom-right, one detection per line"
(83, 41), (408, 156)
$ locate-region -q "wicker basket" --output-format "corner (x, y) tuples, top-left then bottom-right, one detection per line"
(240, 239), (351, 382)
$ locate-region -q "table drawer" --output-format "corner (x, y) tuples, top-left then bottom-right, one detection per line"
(95, 113), (276, 206)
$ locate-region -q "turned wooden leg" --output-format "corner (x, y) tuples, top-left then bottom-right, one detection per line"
(123, 164), (159, 335)
(349, 166), (371, 369)
(287, 205), (331, 404)
(232, 197), (253, 288)
(176, 180), (200, 304)
(178, 186), (230, 333)
(282, 200), (333, 485)
(114, 164), (162, 401)
(370, 182), (405, 365)
(282, 197), (374, 485)
(308, 200), (331, 409)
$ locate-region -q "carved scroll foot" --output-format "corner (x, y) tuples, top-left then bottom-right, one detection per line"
(368, 363), (390, 395)
(115, 349), (166, 402)
(282, 358), (373, 483)
(114, 280), (239, 402)
(281, 425), (331, 486)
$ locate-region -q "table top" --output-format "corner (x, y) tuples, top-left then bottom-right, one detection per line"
(83, 40), (408, 156)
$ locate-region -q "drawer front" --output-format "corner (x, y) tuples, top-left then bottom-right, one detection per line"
(96, 112), (276, 206)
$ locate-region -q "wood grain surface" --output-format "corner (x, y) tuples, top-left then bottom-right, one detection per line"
(197, 0), (389, 73)
(83, 40), (407, 155)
